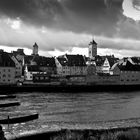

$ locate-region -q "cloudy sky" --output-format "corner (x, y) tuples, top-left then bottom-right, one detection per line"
(0, 0), (140, 58)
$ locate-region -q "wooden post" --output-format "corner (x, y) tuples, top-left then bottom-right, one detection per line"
(7, 116), (9, 131)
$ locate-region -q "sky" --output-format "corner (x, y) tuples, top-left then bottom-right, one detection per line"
(0, 0), (140, 58)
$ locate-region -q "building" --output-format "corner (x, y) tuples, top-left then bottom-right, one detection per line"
(31, 56), (56, 75)
(11, 55), (23, 78)
(111, 57), (140, 85)
(88, 38), (97, 60)
(32, 42), (38, 56)
(24, 65), (44, 81)
(0, 52), (16, 84)
(12, 49), (25, 65)
(55, 54), (87, 76)
(96, 55), (119, 74)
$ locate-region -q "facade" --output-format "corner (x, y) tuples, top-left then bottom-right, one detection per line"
(12, 49), (25, 65)
(118, 58), (140, 85)
(96, 55), (119, 74)
(32, 42), (38, 56)
(31, 56), (56, 75)
(24, 65), (45, 81)
(0, 52), (16, 84)
(88, 39), (97, 60)
(11, 56), (22, 78)
(55, 54), (87, 76)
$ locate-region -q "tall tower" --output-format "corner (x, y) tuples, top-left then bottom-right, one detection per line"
(32, 42), (38, 55)
(88, 38), (97, 60)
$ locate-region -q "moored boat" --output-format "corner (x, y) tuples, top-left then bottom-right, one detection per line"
(0, 113), (39, 124)
(0, 101), (20, 108)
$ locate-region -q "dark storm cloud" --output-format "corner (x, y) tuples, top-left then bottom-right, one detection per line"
(0, 0), (65, 27)
(1, 0), (140, 57)
(61, 0), (123, 35)
(0, 0), (124, 36)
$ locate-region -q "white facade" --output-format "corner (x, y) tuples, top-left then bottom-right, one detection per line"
(24, 65), (46, 81)
(101, 58), (111, 74)
(24, 65), (38, 81)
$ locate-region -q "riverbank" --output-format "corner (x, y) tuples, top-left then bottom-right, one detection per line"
(5, 117), (140, 140)
(6, 125), (140, 140)
(0, 83), (140, 93)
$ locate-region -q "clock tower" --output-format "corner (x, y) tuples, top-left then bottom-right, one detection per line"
(88, 39), (97, 60)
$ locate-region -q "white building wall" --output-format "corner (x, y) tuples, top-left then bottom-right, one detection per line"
(102, 58), (110, 74)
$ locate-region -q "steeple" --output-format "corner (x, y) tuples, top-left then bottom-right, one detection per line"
(32, 42), (38, 56)
(88, 37), (97, 60)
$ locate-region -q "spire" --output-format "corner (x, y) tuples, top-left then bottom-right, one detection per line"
(89, 37), (97, 45)
(32, 42), (39, 55)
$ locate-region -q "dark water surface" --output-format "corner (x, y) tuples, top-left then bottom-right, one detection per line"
(1, 91), (140, 136)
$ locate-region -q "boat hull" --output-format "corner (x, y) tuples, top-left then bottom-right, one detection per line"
(0, 113), (39, 124)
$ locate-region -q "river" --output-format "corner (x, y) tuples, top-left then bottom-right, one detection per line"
(1, 91), (140, 137)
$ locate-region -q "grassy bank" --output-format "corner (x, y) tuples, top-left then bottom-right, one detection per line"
(50, 128), (140, 140)
(7, 127), (140, 140)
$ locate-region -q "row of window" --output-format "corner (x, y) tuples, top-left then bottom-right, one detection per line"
(120, 79), (139, 82)
(0, 69), (11, 73)
(0, 79), (11, 82)
(0, 74), (11, 78)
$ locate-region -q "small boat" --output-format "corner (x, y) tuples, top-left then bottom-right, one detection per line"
(0, 95), (16, 100)
(0, 113), (39, 124)
(0, 101), (20, 108)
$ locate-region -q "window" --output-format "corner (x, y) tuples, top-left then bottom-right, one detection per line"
(3, 74), (6, 77)
(8, 69), (10, 72)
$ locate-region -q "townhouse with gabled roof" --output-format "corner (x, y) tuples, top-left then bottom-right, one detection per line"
(110, 57), (140, 85)
(0, 51), (16, 84)
(95, 55), (119, 74)
(55, 54), (87, 76)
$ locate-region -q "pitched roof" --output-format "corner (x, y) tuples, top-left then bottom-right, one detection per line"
(12, 49), (25, 56)
(57, 57), (68, 66)
(0, 52), (15, 67)
(95, 55), (119, 67)
(107, 57), (119, 67)
(27, 65), (41, 72)
(32, 56), (56, 67)
(24, 55), (34, 65)
(131, 57), (140, 64)
(89, 39), (97, 45)
(66, 54), (86, 66)
(57, 54), (86, 66)
(118, 60), (140, 71)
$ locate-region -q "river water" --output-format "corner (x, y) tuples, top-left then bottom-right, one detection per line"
(1, 91), (140, 137)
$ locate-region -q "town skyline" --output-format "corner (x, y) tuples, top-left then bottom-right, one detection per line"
(0, 0), (140, 58)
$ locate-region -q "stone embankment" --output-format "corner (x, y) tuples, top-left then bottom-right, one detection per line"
(5, 118), (140, 140)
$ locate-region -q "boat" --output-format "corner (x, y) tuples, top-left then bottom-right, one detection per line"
(0, 95), (16, 100)
(0, 113), (39, 124)
(0, 101), (20, 108)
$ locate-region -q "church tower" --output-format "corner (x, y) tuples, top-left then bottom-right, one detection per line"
(88, 38), (97, 60)
(32, 42), (38, 55)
